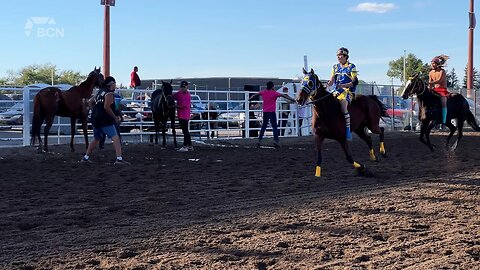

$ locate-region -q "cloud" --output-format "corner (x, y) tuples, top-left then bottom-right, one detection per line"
(349, 2), (397, 13)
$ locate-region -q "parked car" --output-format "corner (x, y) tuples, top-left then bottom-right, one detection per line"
(0, 103), (23, 125)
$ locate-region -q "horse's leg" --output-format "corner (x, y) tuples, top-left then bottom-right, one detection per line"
(69, 117), (77, 152)
(171, 115), (177, 148)
(339, 140), (366, 176)
(444, 120), (457, 149)
(314, 134), (324, 177)
(43, 116), (55, 152)
(153, 116), (160, 145)
(424, 121), (436, 152)
(354, 126), (377, 162)
(161, 119), (167, 148)
(449, 119), (463, 151)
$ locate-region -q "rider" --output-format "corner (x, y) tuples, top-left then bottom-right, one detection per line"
(429, 55), (449, 127)
(326, 47), (358, 141)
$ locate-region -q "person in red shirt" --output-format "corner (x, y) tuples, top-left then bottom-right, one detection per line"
(130, 66), (141, 89)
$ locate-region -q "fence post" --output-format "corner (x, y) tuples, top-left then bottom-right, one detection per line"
(244, 92), (250, 138)
(22, 87), (31, 146)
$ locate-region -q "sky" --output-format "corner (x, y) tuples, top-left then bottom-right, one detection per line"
(0, 0), (477, 87)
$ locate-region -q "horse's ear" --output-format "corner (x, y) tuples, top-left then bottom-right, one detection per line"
(310, 68), (314, 75)
(161, 80), (165, 84)
(302, 68), (307, 75)
(169, 79), (173, 84)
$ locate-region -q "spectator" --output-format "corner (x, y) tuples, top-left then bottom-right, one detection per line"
(82, 76), (129, 164)
(248, 81), (295, 147)
(202, 103), (218, 139)
(297, 104), (307, 136)
(173, 81), (193, 152)
(130, 66), (141, 89)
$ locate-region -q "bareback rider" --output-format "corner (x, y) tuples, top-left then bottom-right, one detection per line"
(326, 47), (358, 141)
(429, 55), (450, 127)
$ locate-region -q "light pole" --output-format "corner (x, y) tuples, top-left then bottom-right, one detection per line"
(101, 0), (115, 77)
(467, 0), (475, 98)
(403, 50), (406, 86)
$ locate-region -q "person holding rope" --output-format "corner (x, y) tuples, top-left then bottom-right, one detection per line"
(326, 47), (358, 141)
(429, 55), (450, 127)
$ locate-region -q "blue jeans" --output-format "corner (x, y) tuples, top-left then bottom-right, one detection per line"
(258, 112), (279, 142)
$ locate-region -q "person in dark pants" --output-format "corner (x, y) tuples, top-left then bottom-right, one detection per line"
(173, 81), (192, 152)
(248, 81), (295, 147)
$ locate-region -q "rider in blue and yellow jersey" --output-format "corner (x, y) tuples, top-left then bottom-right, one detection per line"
(326, 47), (358, 141)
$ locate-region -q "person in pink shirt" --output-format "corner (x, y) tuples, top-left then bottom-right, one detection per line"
(173, 80), (193, 152)
(249, 81), (295, 147)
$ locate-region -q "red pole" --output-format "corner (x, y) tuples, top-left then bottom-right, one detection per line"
(467, 0), (475, 98)
(103, 4), (110, 77)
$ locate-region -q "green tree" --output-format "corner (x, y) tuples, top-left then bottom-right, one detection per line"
(463, 66), (480, 89)
(5, 63), (85, 86)
(387, 53), (430, 83)
(446, 68), (459, 89)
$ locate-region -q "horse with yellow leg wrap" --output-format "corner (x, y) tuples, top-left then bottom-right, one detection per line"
(297, 68), (389, 177)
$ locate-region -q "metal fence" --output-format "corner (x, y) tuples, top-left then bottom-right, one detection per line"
(0, 83), (479, 148)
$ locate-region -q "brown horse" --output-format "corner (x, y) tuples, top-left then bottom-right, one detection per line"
(31, 67), (104, 152)
(401, 73), (480, 151)
(296, 68), (389, 177)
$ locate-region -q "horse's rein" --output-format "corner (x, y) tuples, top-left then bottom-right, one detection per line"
(304, 92), (333, 106)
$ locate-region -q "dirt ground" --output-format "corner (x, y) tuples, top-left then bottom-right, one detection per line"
(0, 131), (479, 270)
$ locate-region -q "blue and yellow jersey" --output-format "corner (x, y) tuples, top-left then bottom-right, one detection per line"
(331, 62), (358, 92)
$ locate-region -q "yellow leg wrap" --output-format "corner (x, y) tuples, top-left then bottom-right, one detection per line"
(380, 142), (385, 154)
(369, 149), (376, 161)
(353, 161), (362, 169)
(315, 166), (321, 177)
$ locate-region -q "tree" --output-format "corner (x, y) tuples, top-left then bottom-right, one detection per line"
(446, 68), (459, 89)
(462, 66), (480, 89)
(3, 63), (85, 86)
(387, 53), (430, 83)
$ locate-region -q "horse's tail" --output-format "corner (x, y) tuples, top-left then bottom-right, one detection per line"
(466, 110), (480, 131)
(30, 94), (42, 146)
(369, 95), (390, 118)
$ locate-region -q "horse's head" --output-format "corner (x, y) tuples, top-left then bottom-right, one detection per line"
(161, 80), (173, 96)
(401, 72), (425, 99)
(88, 66), (104, 87)
(297, 68), (323, 106)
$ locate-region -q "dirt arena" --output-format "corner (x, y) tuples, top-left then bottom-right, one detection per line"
(0, 131), (479, 270)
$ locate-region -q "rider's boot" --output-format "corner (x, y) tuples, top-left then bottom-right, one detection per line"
(346, 126), (352, 141)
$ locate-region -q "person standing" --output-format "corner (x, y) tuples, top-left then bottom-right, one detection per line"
(173, 81), (193, 152)
(130, 66), (141, 89)
(249, 81), (295, 147)
(326, 47), (358, 141)
(429, 55), (450, 127)
(99, 88), (123, 149)
(81, 76), (129, 164)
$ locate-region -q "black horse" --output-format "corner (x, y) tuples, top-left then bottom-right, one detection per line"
(296, 68), (389, 177)
(401, 73), (480, 151)
(150, 80), (177, 148)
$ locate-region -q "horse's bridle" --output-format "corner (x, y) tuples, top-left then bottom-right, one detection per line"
(301, 74), (333, 105)
(406, 78), (427, 97)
